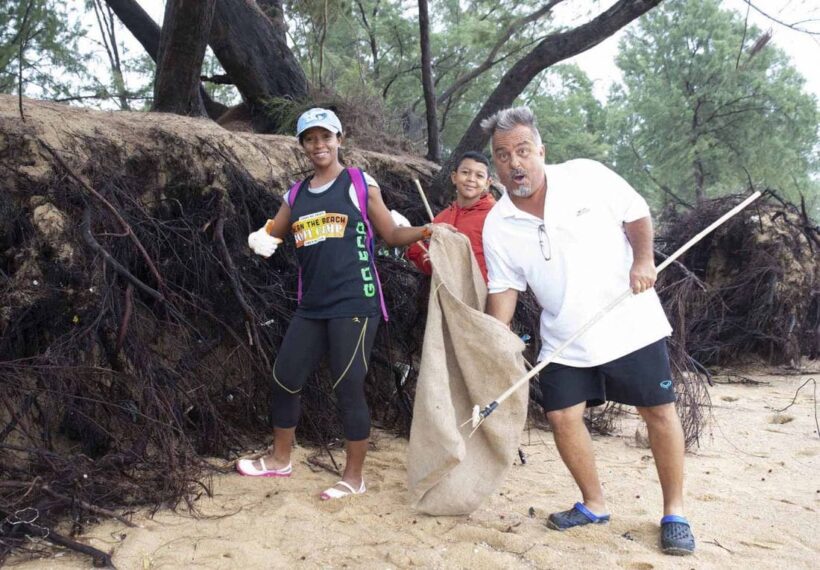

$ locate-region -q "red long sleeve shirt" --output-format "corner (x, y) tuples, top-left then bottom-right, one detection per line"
(407, 193), (496, 283)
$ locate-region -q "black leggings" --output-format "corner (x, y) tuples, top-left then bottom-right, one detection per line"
(271, 315), (379, 441)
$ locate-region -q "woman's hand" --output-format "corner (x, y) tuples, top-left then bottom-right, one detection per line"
(248, 224), (283, 257)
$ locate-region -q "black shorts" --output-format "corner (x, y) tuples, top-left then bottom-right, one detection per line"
(537, 338), (676, 412)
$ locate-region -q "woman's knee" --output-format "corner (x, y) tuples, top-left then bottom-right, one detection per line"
(271, 361), (304, 396)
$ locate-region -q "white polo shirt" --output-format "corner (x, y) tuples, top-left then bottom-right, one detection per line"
(483, 159), (672, 367)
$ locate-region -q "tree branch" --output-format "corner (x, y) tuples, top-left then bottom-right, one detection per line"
(432, 0), (663, 203)
(16, 0), (35, 122)
(741, 0), (820, 35)
(418, 0), (440, 162)
(81, 208), (164, 303)
(200, 73), (234, 85)
(436, 1), (563, 106)
(629, 141), (694, 209)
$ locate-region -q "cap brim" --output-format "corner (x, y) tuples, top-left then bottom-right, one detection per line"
(297, 122), (341, 137)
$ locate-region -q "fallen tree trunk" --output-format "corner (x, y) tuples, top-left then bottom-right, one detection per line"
(0, 95), (438, 562)
(1, 96), (436, 189)
(657, 193), (820, 366)
(0, 96), (722, 564)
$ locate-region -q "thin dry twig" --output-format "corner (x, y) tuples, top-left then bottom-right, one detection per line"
(773, 378), (819, 438)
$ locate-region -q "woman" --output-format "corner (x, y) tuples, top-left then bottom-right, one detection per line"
(407, 151), (495, 282)
(238, 108), (451, 500)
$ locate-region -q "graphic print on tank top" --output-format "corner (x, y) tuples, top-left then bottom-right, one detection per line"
(292, 211), (348, 247)
(289, 170), (380, 319)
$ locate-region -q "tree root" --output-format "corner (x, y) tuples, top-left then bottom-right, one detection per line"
(114, 284), (134, 358)
(81, 208), (164, 303)
(214, 211), (270, 370)
(20, 522), (116, 568)
(40, 139), (166, 295)
(0, 481), (135, 528)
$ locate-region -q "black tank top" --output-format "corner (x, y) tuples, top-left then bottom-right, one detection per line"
(289, 170), (380, 318)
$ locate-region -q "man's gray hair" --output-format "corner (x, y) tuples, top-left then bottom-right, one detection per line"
(480, 106), (542, 147)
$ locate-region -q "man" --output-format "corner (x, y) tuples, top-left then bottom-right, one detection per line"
(481, 106), (695, 556)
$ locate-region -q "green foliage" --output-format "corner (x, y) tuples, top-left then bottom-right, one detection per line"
(0, 0), (89, 99)
(118, 53), (156, 111)
(283, 0), (562, 154)
(80, 0), (156, 110)
(262, 96), (304, 135)
(3, 0), (816, 220)
(608, 0), (818, 212)
(0, 0), (156, 109)
(524, 64), (610, 164)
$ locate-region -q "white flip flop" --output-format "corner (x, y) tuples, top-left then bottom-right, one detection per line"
(236, 457), (292, 478)
(319, 479), (366, 500)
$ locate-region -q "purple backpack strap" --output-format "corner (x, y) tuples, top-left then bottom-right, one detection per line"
(286, 180), (302, 208)
(347, 168), (389, 322)
(286, 180), (304, 302)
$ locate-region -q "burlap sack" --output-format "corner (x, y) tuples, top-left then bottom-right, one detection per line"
(407, 229), (528, 515)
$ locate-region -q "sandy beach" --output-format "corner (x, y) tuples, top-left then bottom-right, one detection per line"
(8, 371), (819, 569)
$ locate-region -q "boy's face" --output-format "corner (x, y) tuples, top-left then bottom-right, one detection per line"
(451, 158), (490, 202)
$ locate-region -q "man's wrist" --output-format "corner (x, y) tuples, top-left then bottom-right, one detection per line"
(420, 223), (433, 239)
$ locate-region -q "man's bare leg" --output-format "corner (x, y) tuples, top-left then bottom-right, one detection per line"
(637, 402), (685, 516)
(547, 402), (607, 514)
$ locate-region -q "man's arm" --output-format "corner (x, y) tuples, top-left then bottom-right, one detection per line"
(486, 289), (519, 327)
(624, 216), (656, 294)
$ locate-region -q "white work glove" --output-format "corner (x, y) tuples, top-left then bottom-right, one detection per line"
(390, 209), (411, 228)
(248, 224), (282, 258)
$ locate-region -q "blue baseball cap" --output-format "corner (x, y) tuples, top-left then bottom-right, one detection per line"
(296, 108), (343, 137)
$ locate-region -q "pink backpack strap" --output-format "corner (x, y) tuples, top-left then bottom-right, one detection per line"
(347, 168), (389, 322)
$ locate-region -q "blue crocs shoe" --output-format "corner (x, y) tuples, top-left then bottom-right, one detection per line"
(546, 502), (610, 531)
(660, 515), (696, 555)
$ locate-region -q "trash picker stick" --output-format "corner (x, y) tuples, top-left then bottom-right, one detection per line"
(652, 191), (760, 272)
(414, 179), (435, 222)
(412, 178), (435, 253)
(466, 190), (762, 433)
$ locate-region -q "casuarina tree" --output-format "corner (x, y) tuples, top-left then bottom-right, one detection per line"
(607, 0), (818, 209)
